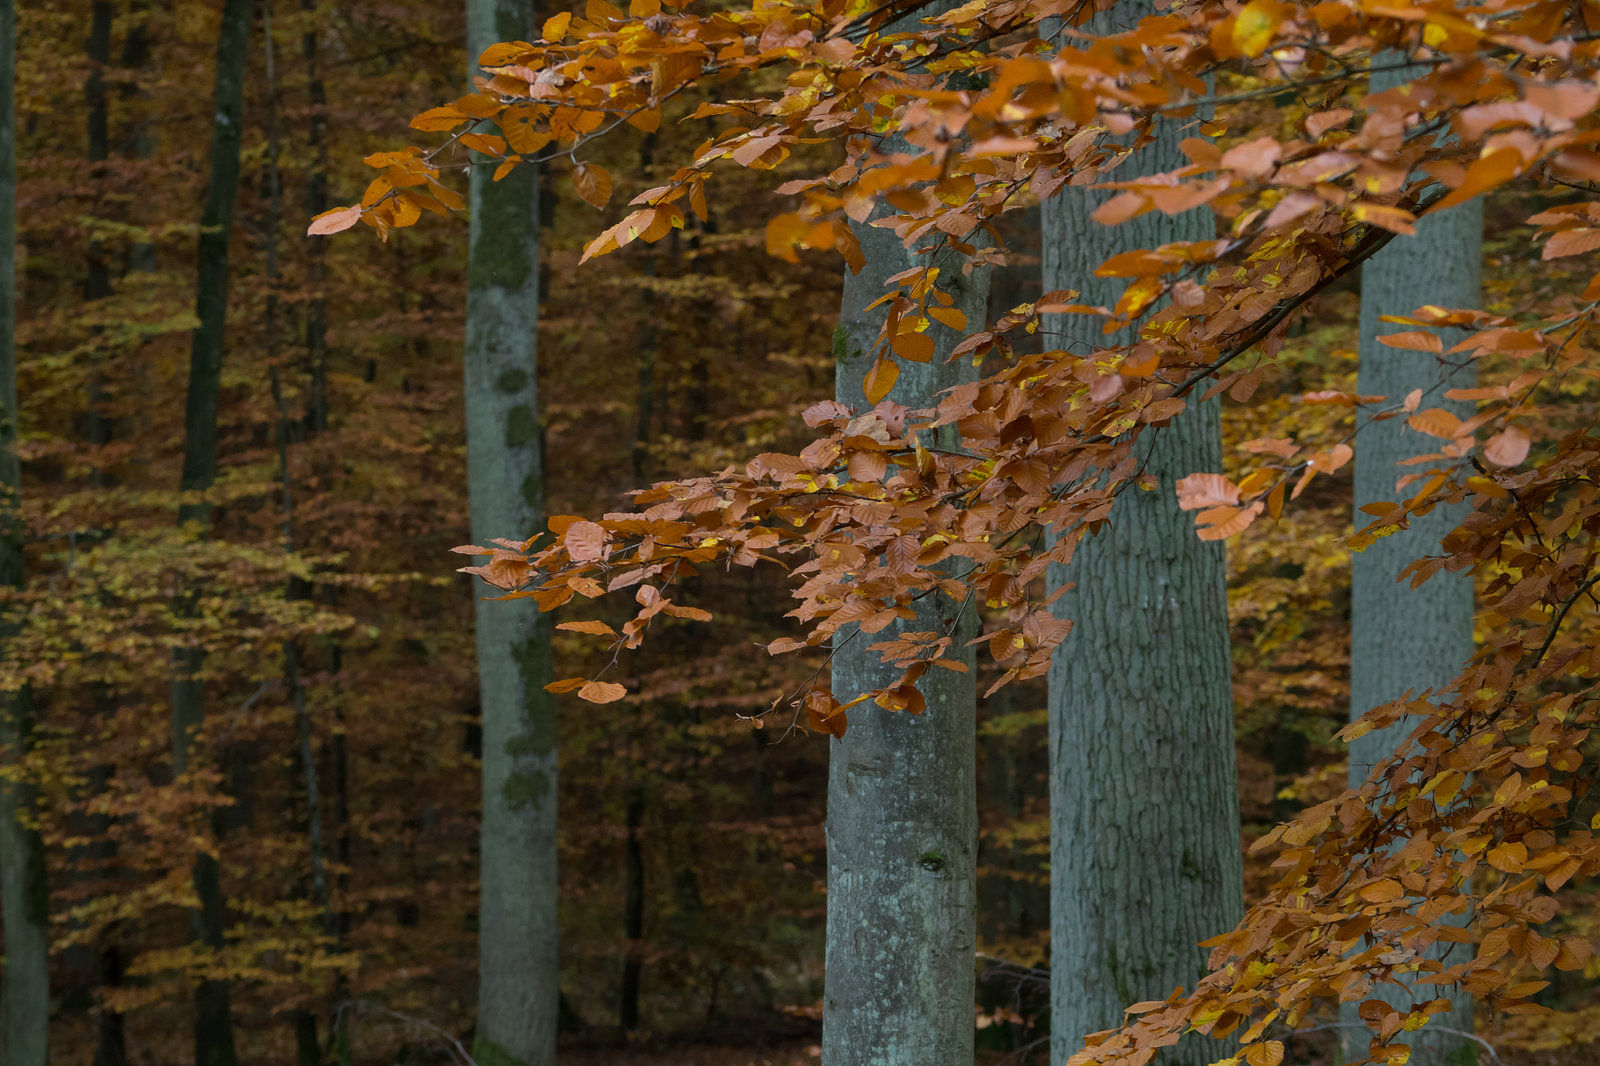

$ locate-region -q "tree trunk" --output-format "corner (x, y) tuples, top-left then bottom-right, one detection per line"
(823, 207), (988, 1066)
(465, 3), (559, 1064)
(171, 2), (252, 1063)
(620, 785), (644, 1033)
(0, 1), (48, 1061)
(1342, 75), (1481, 1066)
(1042, 9), (1243, 1063)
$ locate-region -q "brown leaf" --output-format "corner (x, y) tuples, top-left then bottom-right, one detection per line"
(1407, 408), (1465, 439)
(572, 162), (613, 209)
(565, 520), (607, 561)
(578, 680), (628, 703)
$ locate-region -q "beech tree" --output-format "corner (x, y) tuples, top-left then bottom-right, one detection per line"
(1341, 68), (1484, 1066)
(822, 147), (988, 1066)
(462, 1), (561, 1064)
(0, 0), (48, 1061)
(326, 0), (1600, 1062)
(1040, 5), (1242, 1063)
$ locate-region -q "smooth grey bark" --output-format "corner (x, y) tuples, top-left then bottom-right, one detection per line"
(465, 2), (558, 1064)
(1342, 89), (1481, 1066)
(0, 5), (49, 1062)
(823, 216), (988, 1065)
(1042, 9), (1243, 1063)
(171, 2), (251, 1064)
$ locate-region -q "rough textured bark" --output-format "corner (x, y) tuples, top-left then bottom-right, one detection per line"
(0, 1), (48, 1062)
(822, 219), (988, 1066)
(1042, 10), (1243, 1062)
(1342, 93), (1481, 1066)
(465, 2), (559, 1064)
(170, 2), (252, 1064)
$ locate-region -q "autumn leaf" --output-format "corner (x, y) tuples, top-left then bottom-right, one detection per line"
(572, 163), (613, 209)
(1176, 472), (1241, 511)
(565, 520), (607, 561)
(862, 358), (899, 405)
(544, 677), (589, 693)
(557, 620), (618, 637)
(1482, 427), (1529, 467)
(306, 205), (363, 236)
(1378, 330), (1443, 353)
(578, 680), (628, 703)
(1243, 1042), (1285, 1066)
(1359, 879), (1404, 903)
(1407, 408), (1465, 439)
(410, 106), (469, 132)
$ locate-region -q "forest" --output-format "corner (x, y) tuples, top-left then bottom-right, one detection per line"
(2, 0), (1600, 1064)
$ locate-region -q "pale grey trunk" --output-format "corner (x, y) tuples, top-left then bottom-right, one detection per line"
(0, 10), (48, 1054)
(823, 213), (987, 1064)
(1043, 8), (1243, 1062)
(466, 3), (558, 1064)
(1342, 77), (1480, 1066)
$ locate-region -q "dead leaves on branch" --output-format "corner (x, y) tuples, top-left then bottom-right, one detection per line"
(349, 0), (1600, 1061)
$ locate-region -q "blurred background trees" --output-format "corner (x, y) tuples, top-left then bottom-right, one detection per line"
(1, 1), (1598, 1065)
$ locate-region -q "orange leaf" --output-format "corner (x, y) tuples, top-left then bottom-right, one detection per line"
(1359, 879), (1404, 903)
(542, 11), (571, 39)
(863, 358), (899, 405)
(1244, 1041), (1285, 1066)
(557, 620), (618, 637)
(1488, 841), (1527, 872)
(572, 163), (613, 209)
(1176, 472), (1241, 511)
(892, 332), (935, 363)
(578, 680), (628, 703)
(1544, 228), (1600, 259)
(411, 106), (469, 132)
(544, 677), (589, 693)
(1407, 408), (1464, 439)
(1378, 330), (1443, 353)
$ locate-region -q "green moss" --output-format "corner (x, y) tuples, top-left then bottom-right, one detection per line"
(832, 323), (862, 365)
(467, 166), (537, 292)
(501, 767), (552, 811)
(496, 368), (529, 394)
(505, 404), (537, 449)
(472, 1036), (530, 1066)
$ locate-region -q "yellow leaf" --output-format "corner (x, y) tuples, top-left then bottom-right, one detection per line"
(863, 358), (899, 405)
(1243, 1041), (1284, 1066)
(1232, 0), (1282, 57)
(542, 11), (572, 39)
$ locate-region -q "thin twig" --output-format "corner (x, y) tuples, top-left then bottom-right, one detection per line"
(332, 1000), (478, 1066)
